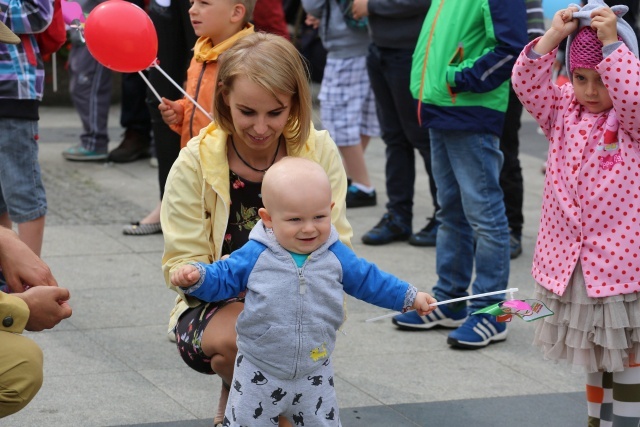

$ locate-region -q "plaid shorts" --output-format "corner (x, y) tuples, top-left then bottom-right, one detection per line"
(318, 56), (380, 147)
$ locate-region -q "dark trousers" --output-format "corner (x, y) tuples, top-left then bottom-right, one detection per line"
(499, 86), (524, 237)
(121, 0), (151, 137)
(366, 44), (438, 226)
(120, 72), (151, 136)
(146, 0), (197, 198)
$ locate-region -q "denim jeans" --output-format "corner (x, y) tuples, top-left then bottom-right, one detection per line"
(366, 44), (437, 225)
(430, 129), (510, 310)
(0, 118), (47, 223)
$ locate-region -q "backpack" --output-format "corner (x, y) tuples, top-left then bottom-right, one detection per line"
(36, 0), (67, 56)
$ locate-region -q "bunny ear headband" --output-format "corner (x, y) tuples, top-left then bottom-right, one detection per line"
(565, 0), (639, 79)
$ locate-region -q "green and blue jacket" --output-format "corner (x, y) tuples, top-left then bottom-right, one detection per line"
(410, 0), (527, 136)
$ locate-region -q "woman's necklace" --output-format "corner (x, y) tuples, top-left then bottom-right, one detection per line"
(230, 136), (280, 173)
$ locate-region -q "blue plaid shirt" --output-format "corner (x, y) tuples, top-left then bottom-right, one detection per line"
(0, 0), (53, 102)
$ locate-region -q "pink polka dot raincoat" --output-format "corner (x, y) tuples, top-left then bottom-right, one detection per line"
(512, 39), (640, 298)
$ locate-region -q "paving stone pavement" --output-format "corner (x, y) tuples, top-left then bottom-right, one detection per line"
(4, 106), (589, 427)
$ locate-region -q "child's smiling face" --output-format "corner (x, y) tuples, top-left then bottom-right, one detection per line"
(572, 67), (613, 114)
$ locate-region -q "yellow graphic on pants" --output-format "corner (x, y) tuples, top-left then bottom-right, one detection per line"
(310, 342), (328, 362)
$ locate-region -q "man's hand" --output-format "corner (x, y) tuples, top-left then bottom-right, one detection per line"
(15, 286), (72, 331)
(0, 227), (58, 292)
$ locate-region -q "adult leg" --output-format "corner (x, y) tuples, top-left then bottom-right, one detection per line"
(125, 0), (196, 231)
(108, 71), (152, 163)
(361, 46), (416, 243)
(429, 129), (475, 303)
(112, 0), (153, 162)
(366, 45), (418, 224)
(499, 87), (524, 258)
(64, 44), (111, 160)
(438, 130), (510, 310)
(0, 332), (43, 418)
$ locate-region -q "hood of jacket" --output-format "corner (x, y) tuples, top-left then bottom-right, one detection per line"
(248, 219), (340, 259)
(193, 23), (254, 63)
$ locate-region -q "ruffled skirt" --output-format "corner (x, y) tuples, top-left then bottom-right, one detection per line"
(533, 262), (640, 373)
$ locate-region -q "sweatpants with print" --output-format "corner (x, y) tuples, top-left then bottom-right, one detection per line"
(68, 44), (112, 153)
(224, 352), (341, 426)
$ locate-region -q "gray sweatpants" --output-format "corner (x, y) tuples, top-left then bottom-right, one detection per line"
(224, 352), (341, 426)
(68, 43), (112, 153)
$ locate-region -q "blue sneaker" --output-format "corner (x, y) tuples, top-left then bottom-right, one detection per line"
(62, 145), (108, 161)
(392, 303), (468, 330)
(447, 313), (508, 349)
(361, 213), (411, 245)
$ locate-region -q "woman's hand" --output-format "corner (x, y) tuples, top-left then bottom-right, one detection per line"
(159, 97), (184, 126)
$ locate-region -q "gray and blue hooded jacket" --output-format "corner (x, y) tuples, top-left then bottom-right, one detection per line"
(184, 220), (417, 380)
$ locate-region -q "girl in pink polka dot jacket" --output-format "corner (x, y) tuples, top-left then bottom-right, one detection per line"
(512, 1), (640, 424)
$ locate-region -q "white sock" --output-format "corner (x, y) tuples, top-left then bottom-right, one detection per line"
(351, 182), (374, 193)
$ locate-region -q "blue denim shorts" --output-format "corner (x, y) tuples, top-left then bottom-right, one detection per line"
(0, 118), (47, 223)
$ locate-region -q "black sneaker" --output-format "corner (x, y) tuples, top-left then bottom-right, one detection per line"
(510, 233), (522, 259)
(346, 185), (376, 208)
(408, 216), (439, 247)
(107, 129), (151, 163)
(361, 213), (411, 245)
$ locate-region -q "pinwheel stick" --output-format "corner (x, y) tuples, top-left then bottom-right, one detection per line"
(365, 287), (519, 323)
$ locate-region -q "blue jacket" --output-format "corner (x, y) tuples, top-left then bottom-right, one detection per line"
(185, 221), (416, 380)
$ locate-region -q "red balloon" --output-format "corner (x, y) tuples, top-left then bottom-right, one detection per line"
(84, 1), (158, 73)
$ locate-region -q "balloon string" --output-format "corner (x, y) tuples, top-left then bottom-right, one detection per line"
(152, 62), (213, 121)
(137, 70), (162, 103)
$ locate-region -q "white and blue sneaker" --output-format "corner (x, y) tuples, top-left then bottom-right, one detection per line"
(392, 304), (468, 330)
(447, 313), (508, 349)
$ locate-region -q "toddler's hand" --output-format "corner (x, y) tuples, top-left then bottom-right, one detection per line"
(159, 97), (184, 126)
(590, 7), (619, 46)
(412, 292), (437, 316)
(171, 264), (201, 288)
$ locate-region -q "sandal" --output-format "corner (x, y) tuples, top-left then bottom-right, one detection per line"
(122, 221), (162, 236)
